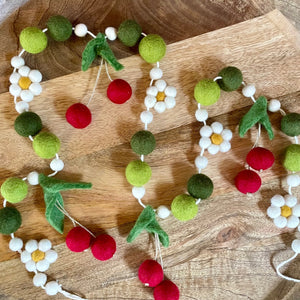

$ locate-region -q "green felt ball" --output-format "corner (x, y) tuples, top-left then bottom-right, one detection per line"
(14, 112), (42, 137)
(117, 19), (142, 47)
(19, 27), (48, 54)
(47, 15), (72, 42)
(194, 79), (221, 106)
(130, 130), (156, 155)
(283, 144), (300, 172)
(281, 113), (300, 137)
(139, 34), (166, 63)
(32, 132), (61, 159)
(0, 207), (22, 235)
(171, 194), (198, 221)
(217, 66), (243, 91)
(125, 160), (152, 186)
(187, 174), (214, 199)
(1, 177), (28, 204)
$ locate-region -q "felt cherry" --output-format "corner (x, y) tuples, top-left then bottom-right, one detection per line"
(91, 234), (116, 261)
(138, 259), (164, 287)
(66, 103), (92, 129)
(246, 147), (275, 171)
(235, 169), (261, 194)
(107, 79), (132, 104)
(153, 280), (180, 300)
(66, 227), (92, 252)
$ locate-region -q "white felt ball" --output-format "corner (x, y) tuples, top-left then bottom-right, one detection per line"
(33, 273), (47, 287)
(28, 70), (42, 83)
(287, 215), (299, 228)
(74, 23), (88, 37)
(21, 250), (31, 263)
(155, 79), (167, 92)
(285, 195), (297, 207)
(220, 141), (231, 153)
(27, 171), (39, 185)
(146, 86), (158, 97)
(291, 239), (300, 253)
(200, 125), (213, 137)
(195, 156), (208, 170)
(150, 67), (163, 80)
(164, 86), (177, 97)
(144, 95), (157, 108)
(15, 101), (29, 114)
(9, 237), (23, 252)
(208, 144), (220, 155)
(267, 206), (281, 219)
(211, 122), (223, 134)
(132, 186), (145, 199)
(242, 84), (256, 98)
(195, 109), (208, 122)
(165, 96), (176, 109)
(273, 216), (287, 228)
(199, 137), (211, 149)
(18, 66), (30, 77)
(157, 205), (170, 219)
(25, 240), (38, 252)
(287, 174), (300, 187)
(221, 129), (233, 141)
(9, 84), (21, 97)
(271, 194), (285, 207)
(154, 102), (166, 114)
(105, 26), (117, 41)
(140, 111), (153, 124)
(50, 158), (64, 172)
(11, 56), (25, 69)
(293, 205), (300, 217)
(25, 260), (37, 272)
(36, 259), (50, 272)
(20, 90), (34, 102)
(38, 239), (52, 252)
(9, 72), (21, 84)
(45, 250), (58, 263)
(45, 281), (60, 296)
(29, 83), (42, 96)
(268, 99), (281, 112)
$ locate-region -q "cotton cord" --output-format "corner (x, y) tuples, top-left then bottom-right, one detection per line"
(154, 233), (164, 270)
(104, 61), (113, 82)
(276, 252), (300, 282)
(252, 123), (261, 148)
(58, 286), (87, 300)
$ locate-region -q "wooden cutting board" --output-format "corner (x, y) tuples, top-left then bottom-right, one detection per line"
(0, 9), (299, 300)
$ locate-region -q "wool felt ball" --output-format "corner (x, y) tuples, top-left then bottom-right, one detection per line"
(125, 160), (152, 187)
(217, 66), (243, 91)
(138, 259), (164, 287)
(194, 79), (220, 106)
(66, 227), (92, 252)
(0, 207), (22, 234)
(246, 147), (275, 171)
(235, 169), (261, 194)
(117, 20), (142, 47)
(130, 130), (156, 155)
(66, 103), (92, 129)
(171, 194), (198, 221)
(19, 27), (48, 54)
(187, 174), (214, 199)
(46, 15), (72, 42)
(32, 132), (61, 159)
(153, 280), (180, 300)
(107, 79), (132, 104)
(283, 144), (300, 172)
(139, 34), (166, 63)
(281, 113), (300, 137)
(14, 111), (42, 137)
(91, 234), (116, 261)
(1, 177), (28, 203)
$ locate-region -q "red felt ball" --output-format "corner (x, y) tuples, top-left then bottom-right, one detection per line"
(66, 227), (92, 252)
(153, 280), (180, 300)
(246, 147), (275, 171)
(235, 169), (262, 194)
(107, 79), (132, 104)
(138, 260), (164, 287)
(91, 234), (116, 261)
(66, 103), (92, 129)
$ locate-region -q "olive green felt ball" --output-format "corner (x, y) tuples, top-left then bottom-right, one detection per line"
(117, 19), (142, 47)
(47, 15), (72, 42)
(125, 160), (152, 186)
(14, 112), (42, 137)
(19, 27), (48, 54)
(171, 194), (198, 221)
(139, 34), (166, 63)
(130, 130), (156, 155)
(281, 113), (300, 137)
(217, 66), (243, 91)
(194, 79), (221, 106)
(33, 132), (61, 159)
(283, 144), (300, 172)
(1, 177), (28, 204)
(0, 207), (22, 235)
(187, 174), (214, 199)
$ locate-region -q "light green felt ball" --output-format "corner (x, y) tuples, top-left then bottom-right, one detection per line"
(117, 19), (142, 47)
(14, 112), (42, 137)
(33, 132), (61, 159)
(194, 79), (220, 106)
(1, 177), (28, 204)
(217, 66), (243, 91)
(47, 15), (72, 42)
(187, 174), (213, 199)
(171, 194), (198, 221)
(125, 160), (152, 186)
(0, 207), (22, 235)
(281, 113), (300, 137)
(139, 34), (166, 63)
(283, 144), (300, 172)
(130, 130), (156, 155)
(19, 27), (48, 54)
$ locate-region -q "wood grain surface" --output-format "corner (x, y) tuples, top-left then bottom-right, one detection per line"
(0, 8), (300, 300)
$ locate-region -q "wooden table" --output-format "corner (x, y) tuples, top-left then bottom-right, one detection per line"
(0, 2), (300, 299)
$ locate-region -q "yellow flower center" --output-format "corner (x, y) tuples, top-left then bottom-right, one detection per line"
(156, 92), (165, 101)
(281, 205), (292, 218)
(211, 133), (223, 145)
(18, 77), (32, 89)
(31, 250), (45, 262)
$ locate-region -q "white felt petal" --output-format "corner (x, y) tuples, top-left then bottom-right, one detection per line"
(25, 240), (38, 253)
(146, 86), (158, 97)
(285, 195), (297, 208)
(267, 206), (281, 219)
(38, 239), (52, 252)
(221, 129), (233, 141)
(211, 122), (223, 134)
(36, 259), (50, 272)
(208, 144), (220, 155)
(199, 137), (211, 149)
(200, 125), (213, 137)
(273, 216), (287, 228)
(45, 250), (58, 263)
(25, 260), (37, 272)
(271, 194), (285, 207)
(219, 141), (231, 153)
(287, 215), (300, 229)
(293, 205), (300, 217)
(155, 80), (167, 92)
(21, 250), (32, 263)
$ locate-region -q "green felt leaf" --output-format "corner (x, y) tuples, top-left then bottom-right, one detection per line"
(82, 38), (102, 71)
(259, 113), (274, 140)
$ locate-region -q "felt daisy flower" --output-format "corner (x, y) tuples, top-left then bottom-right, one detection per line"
(267, 194), (300, 229)
(199, 122), (232, 155)
(20, 239), (58, 273)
